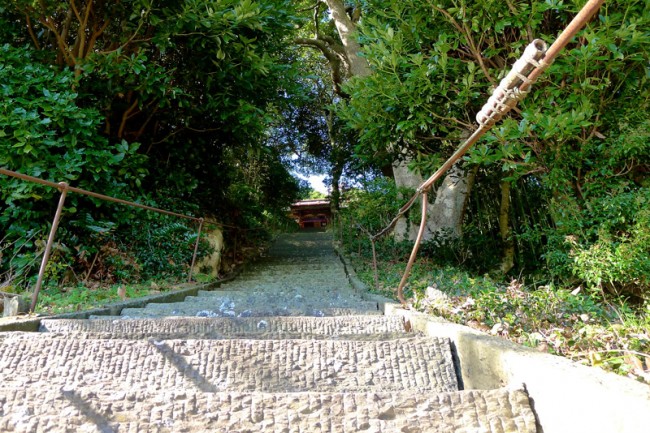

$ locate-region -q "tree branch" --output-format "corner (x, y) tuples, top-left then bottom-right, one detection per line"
(70, 0), (82, 24)
(295, 37), (345, 94)
(430, 3), (496, 87)
(323, 0), (370, 77)
(38, 17), (75, 66)
(118, 98), (139, 139)
(134, 107), (159, 140)
(76, 0), (94, 60)
(25, 14), (41, 50)
(100, 4), (152, 55)
(85, 18), (110, 57)
(313, 1), (321, 39)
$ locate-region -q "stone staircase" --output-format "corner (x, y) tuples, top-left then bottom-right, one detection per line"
(0, 232), (538, 432)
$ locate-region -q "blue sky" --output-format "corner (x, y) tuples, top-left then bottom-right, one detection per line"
(308, 174), (328, 194)
(295, 173), (328, 194)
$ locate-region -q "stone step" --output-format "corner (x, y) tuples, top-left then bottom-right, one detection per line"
(225, 272), (349, 281)
(217, 282), (355, 293)
(0, 387), (538, 433)
(199, 286), (361, 296)
(117, 304), (383, 319)
(243, 264), (345, 273)
(218, 284), (353, 294)
(249, 258), (342, 264)
(186, 295), (371, 309)
(250, 263), (342, 273)
(33, 330), (414, 342)
(266, 250), (337, 258)
(226, 276), (350, 286)
(39, 316), (409, 340)
(0, 336), (458, 394)
(195, 289), (367, 303)
(256, 256), (339, 265)
(119, 304), (381, 318)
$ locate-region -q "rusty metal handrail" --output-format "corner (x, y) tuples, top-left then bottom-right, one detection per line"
(0, 167), (209, 312)
(0, 168), (202, 222)
(370, 0), (606, 306)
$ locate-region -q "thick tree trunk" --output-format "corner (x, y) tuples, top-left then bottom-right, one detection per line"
(427, 164), (476, 239)
(323, 0), (371, 78)
(392, 159), (422, 241)
(323, 0), (473, 241)
(393, 162), (475, 241)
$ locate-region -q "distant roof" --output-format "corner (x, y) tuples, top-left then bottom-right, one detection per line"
(292, 199), (329, 205)
(290, 199), (330, 208)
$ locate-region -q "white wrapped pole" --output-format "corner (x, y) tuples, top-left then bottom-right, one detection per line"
(476, 39), (548, 127)
(375, 0), (607, 307)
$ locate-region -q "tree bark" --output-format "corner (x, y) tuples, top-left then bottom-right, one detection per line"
(499, 178), (515, 274)
(321, 0), (473, 241)
(393, 162), (475, 241)
(322, 0), (371, 78)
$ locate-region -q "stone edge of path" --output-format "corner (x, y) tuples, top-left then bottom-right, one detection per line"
(334, 243), (650, 433)
(0, 265), (250, 332)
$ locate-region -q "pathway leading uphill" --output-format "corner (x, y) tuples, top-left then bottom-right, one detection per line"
(0, 232), (538, 432)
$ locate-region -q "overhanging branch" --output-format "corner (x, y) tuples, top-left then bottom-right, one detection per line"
(295, 37), (346, 95)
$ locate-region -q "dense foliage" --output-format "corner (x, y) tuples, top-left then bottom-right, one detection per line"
(330, 0), (649, 380)
(1, 0), (305, 292)
(337, 0), (650, 298)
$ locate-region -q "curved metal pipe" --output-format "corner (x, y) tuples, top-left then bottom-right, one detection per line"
(396, 191), (428, 306)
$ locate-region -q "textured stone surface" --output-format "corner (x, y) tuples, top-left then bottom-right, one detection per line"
(120, 305), (381, 318)
(0, 232), (540, 432)
(0, 388), (538, 433)
(0, 336), (458, 393)
(39, 316), (408, 338)
(124, 295), (378, 317)
(113, 232), (377, 320)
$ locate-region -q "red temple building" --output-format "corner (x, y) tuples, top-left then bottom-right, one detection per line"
(289, 199), (332, 229)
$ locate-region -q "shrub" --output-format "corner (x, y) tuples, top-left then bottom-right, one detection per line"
(0, 45), (147, 289)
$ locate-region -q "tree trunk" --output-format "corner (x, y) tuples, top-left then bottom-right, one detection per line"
(323, 0), (473, 241)
(427, 164), (476, 239)
(330, 163), (343, 212)
(393, 162), (475, 241)
(322, 0), (371, 78)
(499, 178), (515, 274)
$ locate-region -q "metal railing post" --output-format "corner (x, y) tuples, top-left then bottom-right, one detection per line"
(371, 238), (379, 292)
(396, 191), (428, 305)
(188, 218), (204, 282)
(30, 182), (69, 313)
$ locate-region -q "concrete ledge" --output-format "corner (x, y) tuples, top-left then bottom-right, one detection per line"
(383, 303), (650, 433)
(335, 243), (650, 432)
(0, 269), (245, 333)
(334, 244), (394, 307)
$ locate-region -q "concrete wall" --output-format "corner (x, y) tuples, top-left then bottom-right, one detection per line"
(0, 267), (245, 333)
(383, 305), (650, 433)
(336, 247), (650, 433)
(193, 224), (224, 278)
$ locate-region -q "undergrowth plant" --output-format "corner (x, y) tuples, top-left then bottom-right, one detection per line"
(350, 250), (650, 383)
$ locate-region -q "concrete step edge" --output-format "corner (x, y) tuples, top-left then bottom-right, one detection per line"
(0, 337), (458, 394)
(39, 316), (408, 336)
(0, 387), (538, 433)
